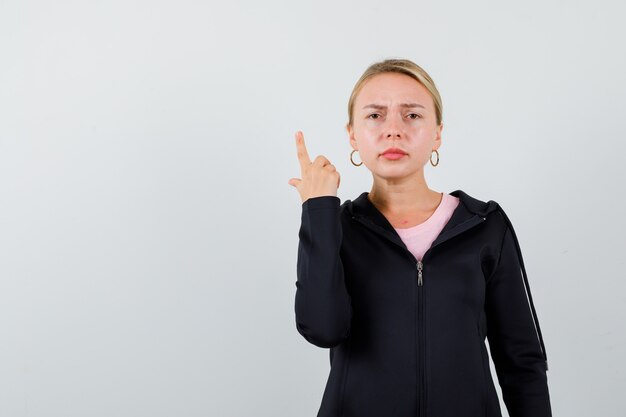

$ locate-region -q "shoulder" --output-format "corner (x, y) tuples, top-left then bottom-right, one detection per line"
(449, 188), (522, 238)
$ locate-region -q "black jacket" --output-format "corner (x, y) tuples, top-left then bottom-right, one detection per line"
(294, 189), (551, 417)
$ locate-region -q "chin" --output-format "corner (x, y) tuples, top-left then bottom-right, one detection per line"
(374, 165), (421, 179)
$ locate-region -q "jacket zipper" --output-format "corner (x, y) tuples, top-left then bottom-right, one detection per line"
(352, 214), (487, 417)
(417, 260), (425, 417)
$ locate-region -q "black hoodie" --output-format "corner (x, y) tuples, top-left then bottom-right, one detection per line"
(294, 189), (551, 417)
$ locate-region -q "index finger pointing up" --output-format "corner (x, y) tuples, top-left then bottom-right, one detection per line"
(295, 131), (311, 172)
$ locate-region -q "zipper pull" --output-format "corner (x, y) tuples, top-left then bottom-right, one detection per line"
(417, 260), (423, 286)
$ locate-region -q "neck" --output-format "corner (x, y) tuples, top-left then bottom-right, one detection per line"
(368, 171), (441, 214)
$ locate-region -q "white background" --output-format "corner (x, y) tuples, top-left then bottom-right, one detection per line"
(1, 0), (624, 416)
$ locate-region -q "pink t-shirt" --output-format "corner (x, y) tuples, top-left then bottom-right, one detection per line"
(393, 192), (460, 262)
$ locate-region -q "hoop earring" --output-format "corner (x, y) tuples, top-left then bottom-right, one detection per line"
(430, 149), (439, 167)
(350, 149), (363, 166)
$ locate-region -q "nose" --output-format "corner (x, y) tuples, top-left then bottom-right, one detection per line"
(385, 114), (402, 139)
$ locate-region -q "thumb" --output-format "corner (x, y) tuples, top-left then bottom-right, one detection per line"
(288, 178), (301, 187)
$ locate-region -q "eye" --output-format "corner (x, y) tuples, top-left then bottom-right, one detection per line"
(367, 113), (381, 120)
(408, 113), (422, 119)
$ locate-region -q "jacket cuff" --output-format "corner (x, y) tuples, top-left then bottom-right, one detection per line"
(302, 196), (340, 211)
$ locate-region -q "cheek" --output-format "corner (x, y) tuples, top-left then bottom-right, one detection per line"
(412, 127), (438, 145)
(410, 124), (432, 135)
(407, 132), (437, 156)
(409, 141), (435, 157)
(359, 144), (378, 161)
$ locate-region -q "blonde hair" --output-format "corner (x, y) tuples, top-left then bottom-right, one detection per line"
(346, 58), (443, 129)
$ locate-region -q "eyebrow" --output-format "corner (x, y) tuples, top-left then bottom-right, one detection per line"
(362, 103), (425, 110)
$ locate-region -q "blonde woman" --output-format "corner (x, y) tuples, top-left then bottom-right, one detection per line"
(288, 58), (552, 417)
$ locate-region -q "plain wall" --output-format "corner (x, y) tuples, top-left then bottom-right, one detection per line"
(1, 0), (624, 416)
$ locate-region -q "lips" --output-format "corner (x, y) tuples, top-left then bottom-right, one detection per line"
(381, 147), (408, 160)
(382, 147), (407, 156)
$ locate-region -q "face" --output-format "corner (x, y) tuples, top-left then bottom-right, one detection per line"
(347, 72), (442, 181)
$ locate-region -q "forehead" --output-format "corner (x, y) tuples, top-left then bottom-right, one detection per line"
(355, 72), (432, 109)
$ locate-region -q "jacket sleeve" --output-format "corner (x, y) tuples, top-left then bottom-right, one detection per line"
(294, 195), (352, 348)
(485, 210), (552, 417)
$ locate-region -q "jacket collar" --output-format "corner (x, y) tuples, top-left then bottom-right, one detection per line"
(345, 189), (500, 240)
(448, 189), (500, 217)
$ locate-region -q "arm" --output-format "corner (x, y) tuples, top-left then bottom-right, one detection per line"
(294, 196), (352, 348)
(485, 210), (552, 417)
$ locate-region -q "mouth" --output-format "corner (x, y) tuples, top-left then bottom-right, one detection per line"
(381, 147), (408, 160)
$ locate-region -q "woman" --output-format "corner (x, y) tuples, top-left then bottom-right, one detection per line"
(288, 58), (552, 417)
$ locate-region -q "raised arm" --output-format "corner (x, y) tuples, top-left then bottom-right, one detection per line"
(288, 131), (352, 348)
(294, 196), (352, 348)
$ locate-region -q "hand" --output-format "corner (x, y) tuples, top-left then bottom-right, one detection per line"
(288, 131), (341, 204)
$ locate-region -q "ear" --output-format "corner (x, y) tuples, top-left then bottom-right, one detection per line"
(347, 124), (358, 150)
(433, 122), (443, 150)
